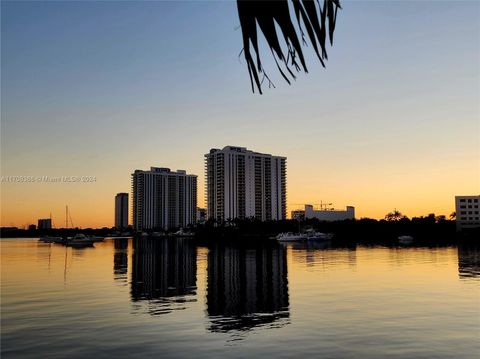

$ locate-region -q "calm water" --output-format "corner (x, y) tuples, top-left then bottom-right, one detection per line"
(1, 238), (479, 358)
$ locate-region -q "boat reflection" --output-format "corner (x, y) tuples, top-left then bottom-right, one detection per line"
(287, 241), (357, 269)
(458, 245), (480, 279)
(131, 237), (197, 315)
(206, 243), (289, 333)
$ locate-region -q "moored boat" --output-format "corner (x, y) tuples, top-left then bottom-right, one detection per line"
(86, 235), (104, 242)
(398, 235), (414, 245)
(276, 232), (306, 242)
(65, 234), (95, 247)
(305, 231), (334, 241)
(39, 236), (63, 243)
(172, 229), (194, 237)
(151, 232), (166, 238)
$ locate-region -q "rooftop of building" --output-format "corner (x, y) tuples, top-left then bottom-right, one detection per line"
(207, 146), (286, 159)
(132, 167), (197, 177)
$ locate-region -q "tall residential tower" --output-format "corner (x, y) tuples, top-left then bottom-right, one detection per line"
(115, 192), (129, 229)
(205, 146), (286, 221)
(132, 167), (197, 231)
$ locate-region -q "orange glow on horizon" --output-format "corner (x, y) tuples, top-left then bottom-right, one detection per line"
(2, 167), (478, 228)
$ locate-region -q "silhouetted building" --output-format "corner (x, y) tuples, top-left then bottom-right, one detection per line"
(455, 195), (480, 231)
(197, 208), (207, 224)
(206, 244), (289, 332)
(301, 204), (355, 221)
(28, 224), (36, 231)
(115, 193), (129, 229)
(0, 227), (18, 232)
(37, 218), (52, 229)
(132, 167), (197, 231)
(131, 237), (197, 315)
(205, 146), (286, 222)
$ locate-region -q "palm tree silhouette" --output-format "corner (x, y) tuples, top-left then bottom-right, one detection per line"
(385, 209), (403, 222)
(237, 0), (342, 94)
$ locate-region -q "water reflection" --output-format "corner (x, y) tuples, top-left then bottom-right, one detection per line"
(288, 242), (357, 269)
(131, 237), (197, 315)
(3, 240), (479, 358)
(458, 245), (480, 279)
(206, 243), (289, 333)
(113, 238), (128, 283)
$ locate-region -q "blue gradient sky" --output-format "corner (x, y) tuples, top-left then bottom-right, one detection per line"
(1, 0), (479, 227)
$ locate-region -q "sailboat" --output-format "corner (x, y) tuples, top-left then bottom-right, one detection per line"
(63, 206), (95, 247)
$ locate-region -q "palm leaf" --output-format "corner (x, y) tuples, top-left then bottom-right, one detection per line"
(237, 0), (342, 94)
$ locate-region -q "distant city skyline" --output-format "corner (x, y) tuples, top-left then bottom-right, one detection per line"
(1, 1), (479, 228)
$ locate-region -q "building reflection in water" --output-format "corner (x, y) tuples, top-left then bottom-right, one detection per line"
(458, 245), (480, 279)
(206, 243), (289, 333)
(131, 237), (197, 316)
(113, 238), (128, 283)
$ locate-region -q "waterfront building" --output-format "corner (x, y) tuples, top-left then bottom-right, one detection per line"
(291, 210), (306, 221)
(132, 167), (197, 231)
(197, 208), (207, 224)
(115, 193), (129, 229)
(28, 224), (36, 231)
(293, 204), (355, 221)
(205, 146), (286, 222)
(37, 218), (52, 229)
(455, 195), (480, 231)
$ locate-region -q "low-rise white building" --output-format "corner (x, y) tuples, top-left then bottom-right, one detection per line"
(292, 204), (355, 221)
(455, 195), (480, 231)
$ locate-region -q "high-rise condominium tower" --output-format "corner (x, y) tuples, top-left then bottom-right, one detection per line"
(115, 193), (129, 229)
(205, 146), (286, 221)
(132, 167), (197, 231)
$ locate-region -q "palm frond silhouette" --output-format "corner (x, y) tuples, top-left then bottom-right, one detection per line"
(237, 0), (341, 94)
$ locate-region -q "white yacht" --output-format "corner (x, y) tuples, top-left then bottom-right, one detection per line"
(276, 232), (306, 242)
(305, 231), (334, 241)
(172, 229), (194, 237)
(398, 235), (414, 245)
(65, 234), (95, 247)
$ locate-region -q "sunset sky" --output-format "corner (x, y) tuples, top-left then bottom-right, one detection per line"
(1, 0), (479, 228)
